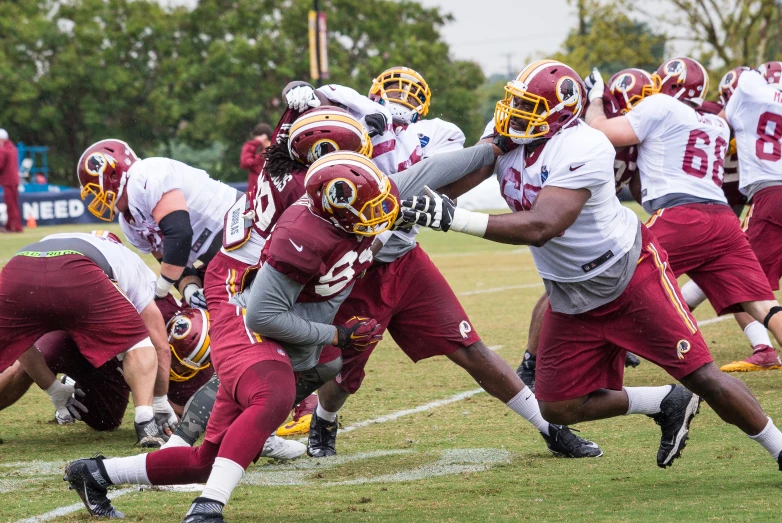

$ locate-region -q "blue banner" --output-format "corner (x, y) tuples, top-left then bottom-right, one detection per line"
(0, 183), (248, 227)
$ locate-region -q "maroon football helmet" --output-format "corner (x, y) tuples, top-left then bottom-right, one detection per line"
(77, 139), (138, 222)
(288, 107), (373, 165)
(653, 57), (710, 106)
(167, 308), (211, 382)
(494, 60), (585, 144)
(718, 66), (751, 105)
(608, 68), (656, 113)
(758, 61), (782, 89)
(304, 151), (398, 236)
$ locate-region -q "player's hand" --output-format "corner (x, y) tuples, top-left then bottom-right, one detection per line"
(400, 186), (455, 232)
(46, 379), (88, 424)
(492, 132), (518, 154)
(335, 316), (382, 351)
(584, 67), (605, 103)
(153, 395), (178, 435)
(183, 283), (207, 309)
(286, 85), (320, 112)
(364, 112), (388, 138)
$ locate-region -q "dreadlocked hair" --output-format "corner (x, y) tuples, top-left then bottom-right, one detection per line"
(264, 140), (301, 183)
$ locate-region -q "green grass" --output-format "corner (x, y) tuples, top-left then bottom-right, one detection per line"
(2, 208), (782, 522)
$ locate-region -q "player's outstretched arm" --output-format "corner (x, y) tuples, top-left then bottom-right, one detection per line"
(402, 185), (589, 246)
(151, 190), (192, 299)
(585, 98), (640, 148)
(139, 300), (170, 397)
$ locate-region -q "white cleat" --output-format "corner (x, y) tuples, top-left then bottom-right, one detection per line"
(261, 435), (306, 460)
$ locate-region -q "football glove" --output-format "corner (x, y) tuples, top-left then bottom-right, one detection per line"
(153, 395), (178, 435)
(492, 132), (518, 154)
(401, 186), (456, 231)
(183, 283), (207, 310)
(364, 112), (388, 138)
(46, 379), (88, 424)
(584, 67), (605, 103)
(335, 316), (382, 351)
(286, 84), (321, 112)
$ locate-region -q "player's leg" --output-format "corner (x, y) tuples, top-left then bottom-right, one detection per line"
(0, 361), (34, 410)
(515, 292), (547, 390)
(118, 342), (165, 445)
(165, 372), (220, 447)
(720, 311), (779, 371)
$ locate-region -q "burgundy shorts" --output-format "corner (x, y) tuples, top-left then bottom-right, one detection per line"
(0, 255), (149, 372)
(203, 252), (291, 398)
(744, 186), (782, 291)
(535, 226), (713, 403)
(34, 331), (130, 431)
(646, 203), (774, 315)
(320, 245), (481, 394)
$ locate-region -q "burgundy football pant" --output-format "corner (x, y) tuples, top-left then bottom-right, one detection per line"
(3, 184), (22, 232)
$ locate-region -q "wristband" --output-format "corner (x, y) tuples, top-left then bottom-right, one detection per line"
(155, 275), (175, 298)
(153, 395), (169, 407)
(450, 208), (489, 237)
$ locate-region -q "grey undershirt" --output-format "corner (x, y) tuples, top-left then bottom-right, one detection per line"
(18, 238), (115, 279)
(745, 180), (782, 201)
(544, 224), (643, 315)
(236, 263), (346, 371)
(642, 192), (727, 214)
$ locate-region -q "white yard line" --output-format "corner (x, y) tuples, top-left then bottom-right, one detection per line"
(459, 283), (543, 296)
(698, 316), (731, 326)
(430, 247), (529, 259)
(15, 487), (136, 523)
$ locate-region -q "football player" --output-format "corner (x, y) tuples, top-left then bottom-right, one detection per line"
(0, 231), (175, 446)
(585, 57), (782, 366)
(404, 59), (782, 471)
(77, 140), (243, 310)
(64, 151), (397, 522)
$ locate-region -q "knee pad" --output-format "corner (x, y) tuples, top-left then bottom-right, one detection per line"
(173, 373), (220, 445)
(294, 357), (343, 405)
(763, 306), (782, 329)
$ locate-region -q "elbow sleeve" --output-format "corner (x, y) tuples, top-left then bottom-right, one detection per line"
(159, 210), (193, 267)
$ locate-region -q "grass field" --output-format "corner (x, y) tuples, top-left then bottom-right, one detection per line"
(2, 207), (782, 522)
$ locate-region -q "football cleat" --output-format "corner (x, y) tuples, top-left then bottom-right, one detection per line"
(516, 351), (536, 392)
(649, 384), (701, 468)
(541, 425), (603, 458)
(720, 346), (782, 372)
(135, 419), (168, 448)
(183, 497), (225, 523)
(625, 352), (641, 368)
(276, 394), (318, 436)
(307, 410), (338, 458)
(261, 435), (306, 460)
(64, 455), (125, 519)
(778, 450), (782, 472)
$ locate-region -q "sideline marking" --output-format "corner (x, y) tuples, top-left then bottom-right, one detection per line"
(460, 283), (543, 296)
(15, 488), (136, 523)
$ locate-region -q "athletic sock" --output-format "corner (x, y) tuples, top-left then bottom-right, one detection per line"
(749, 417), (782, 460)
(506, 386), (550, 436)
(744, 321), (773, 351)
(103, 454), (151, 486)
(164, 434), (191, 448)
(624, 385), (673, 415)
(134, 405), (154, 424)
(200, 457), (244, 505)
(680, 280), (707, 310)
(316, 402), (338, 423)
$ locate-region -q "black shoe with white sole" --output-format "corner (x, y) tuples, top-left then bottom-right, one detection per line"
(541, 424), (603, 458)
(516, 351), (536, 392)
(649, 384), (701, 468)
(624, 352), (641, 368)
(64, 455), (124, 519)
(307, 411), (337, 458)
(182, 498), (226, 522)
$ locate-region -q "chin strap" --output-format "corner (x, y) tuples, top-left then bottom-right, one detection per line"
(763, 306), (782, 329)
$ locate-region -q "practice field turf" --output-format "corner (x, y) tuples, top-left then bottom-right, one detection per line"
(1, 208), (781, 522)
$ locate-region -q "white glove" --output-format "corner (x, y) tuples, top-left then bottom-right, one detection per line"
(286, 85), (321, 112)
(584, 67), (605, 103)
(153, 395), (178, 434)
(183, 283), (207, 309)
(46, 379), (88, 424)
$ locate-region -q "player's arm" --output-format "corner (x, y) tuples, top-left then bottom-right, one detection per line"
(17, 346), (88, 423)
(585, 98), (640, 147)
(402, 185), (590, 246)
(151, 190), (192, 299)
(139, 300), (171, 397)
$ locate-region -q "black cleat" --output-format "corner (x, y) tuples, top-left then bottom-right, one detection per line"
(778, 451), (782, 471)
(307, 411), (337, 458)
(64, 455), (125, 519)
(541, 425), (603, 458)
(516, 351), (536, 392)
(135, 419), (168, 448)
(649, 384), (701, 468)
(183, 497), (225, 522)
(625, 352), (641, 368)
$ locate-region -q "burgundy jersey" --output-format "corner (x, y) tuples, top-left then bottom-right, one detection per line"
(261, 202), (375, 302)
(250, 167), (307, 239)
(697, 101), (746, 207)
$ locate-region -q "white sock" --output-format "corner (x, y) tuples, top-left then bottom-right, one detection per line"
(200, 457), (244, 505)
(744, 321), (773, 350)
(506, 387), (550, 436)
(749, 417), (782, 460)
(316, 402), (338, 423)
(624, 385), (672, 415)
(103, 454), (151, 486)
(681, 280), (707, 310)
(162, 434), (191, 448)
(134, 405), (153, 424)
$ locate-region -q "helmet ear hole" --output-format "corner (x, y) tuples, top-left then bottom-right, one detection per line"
(558, 114), (569, 123)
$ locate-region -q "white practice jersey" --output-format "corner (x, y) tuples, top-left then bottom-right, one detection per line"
(123, 157), (239, 266)
(495, 121), (638, 282)
(626, 94), (730, 204)
(42, 232), (156, 312)
(317, 84), (423, 175)
(725, 70), (782, 192)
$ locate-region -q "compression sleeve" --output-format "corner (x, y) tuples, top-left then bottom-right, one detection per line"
(243, 263), (337, 347)
(158, 210), (193, 267)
